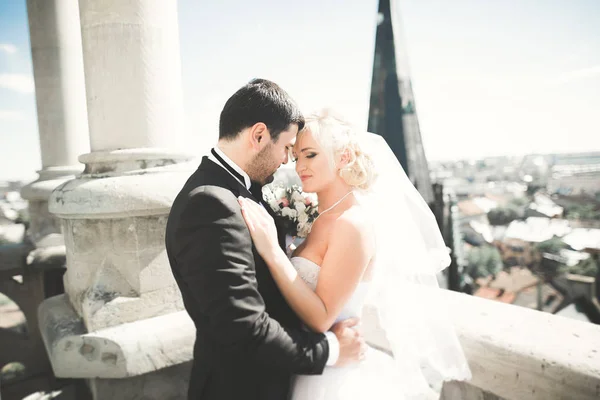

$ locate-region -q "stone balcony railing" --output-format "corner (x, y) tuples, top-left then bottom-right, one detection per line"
(441, 290), (600, 400)
(39, 290), (600, 400)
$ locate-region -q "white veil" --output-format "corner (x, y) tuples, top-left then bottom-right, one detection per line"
(356, 132), (471, 397)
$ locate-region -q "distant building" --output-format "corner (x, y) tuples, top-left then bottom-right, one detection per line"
(547, 169), (600, 197)
(457, 198), (488, 220)
(496, 238), (537, 268)
(504, 217), (571, 243)
(526, 192), (564, 218)
(562, 228), (600, 252)
(546, 152), (600, 196)
(550, 152), (600, 167)
(445, 178), (527, 199)
(473, 267), (563, 313)
(513, 283), (563, 313)
(494, 217), (572, 268)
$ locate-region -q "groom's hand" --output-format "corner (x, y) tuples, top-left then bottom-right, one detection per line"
(331, 317), (367, 367)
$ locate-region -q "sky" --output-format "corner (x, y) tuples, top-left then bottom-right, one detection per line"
(0, 0), (599, 181)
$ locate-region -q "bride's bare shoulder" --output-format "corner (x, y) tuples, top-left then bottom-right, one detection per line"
(321, 206), (375, 263)
(310, 205), (372, 241)
(340, 204), (369, 223)
(335, 205), (374, 239)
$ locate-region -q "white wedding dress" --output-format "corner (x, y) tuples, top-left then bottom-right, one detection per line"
(279, 132), (471, 398)
(289, 257), (406, 400)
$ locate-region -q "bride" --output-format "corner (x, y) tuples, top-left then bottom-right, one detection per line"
(238, 109), (471, 399)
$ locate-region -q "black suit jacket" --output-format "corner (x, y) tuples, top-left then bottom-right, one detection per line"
(166, 157), (329, 400)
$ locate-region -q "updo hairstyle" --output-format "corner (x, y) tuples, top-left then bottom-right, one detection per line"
(299, 108), (376, 190)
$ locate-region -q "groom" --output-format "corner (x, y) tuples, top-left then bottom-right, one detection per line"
(166, 79), (365, 400)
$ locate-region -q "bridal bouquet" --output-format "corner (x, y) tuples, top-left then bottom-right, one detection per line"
(262, 184), (319, 238)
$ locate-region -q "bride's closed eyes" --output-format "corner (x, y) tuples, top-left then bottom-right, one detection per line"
(295, 152), (317, 161)
(292, 148), (318, 162)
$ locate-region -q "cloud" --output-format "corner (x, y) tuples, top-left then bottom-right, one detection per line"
(0, 74), (34, 93)
(556, 65), (600, 85)
(0, 44), (17, 54)
(0, 110), (24, 121)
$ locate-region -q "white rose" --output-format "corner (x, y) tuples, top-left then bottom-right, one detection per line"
(268, 199), (280, 212)
(281, 207), (298, 219)
(263, 189), (275, 200)
(297, 223), (311, 238)
(294, 202), (306, 213)
(291, 191), (305, 203)
(298, 212), (309, 224)
(297, 222), (305, 236)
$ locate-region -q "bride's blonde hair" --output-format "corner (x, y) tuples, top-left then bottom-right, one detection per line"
(298, 108), (376, 190)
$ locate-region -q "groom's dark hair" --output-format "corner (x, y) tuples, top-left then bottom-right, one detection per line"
(219, 78), (305, 142)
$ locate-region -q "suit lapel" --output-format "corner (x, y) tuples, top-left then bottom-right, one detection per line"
(199, 157), (286, 249)
(199, 157), (298, 327)
(199, 157), (255, 199)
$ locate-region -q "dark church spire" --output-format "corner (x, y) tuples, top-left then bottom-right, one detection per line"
(368, 0), (433, 203)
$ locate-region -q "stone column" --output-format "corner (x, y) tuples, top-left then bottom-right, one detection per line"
(39, 1), (196, 398)
(21, 0), (90, 244)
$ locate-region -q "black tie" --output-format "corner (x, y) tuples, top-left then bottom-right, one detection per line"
(249, 181), (264, 202)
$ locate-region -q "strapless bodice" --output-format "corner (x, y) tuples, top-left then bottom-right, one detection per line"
(290, 256), (370, 323)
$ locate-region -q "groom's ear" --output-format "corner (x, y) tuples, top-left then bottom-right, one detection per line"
(248, 122), (269, 150)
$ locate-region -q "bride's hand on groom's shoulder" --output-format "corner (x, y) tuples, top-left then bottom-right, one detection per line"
(238, 197), (280, 258)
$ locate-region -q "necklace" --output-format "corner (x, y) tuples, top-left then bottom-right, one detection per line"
(313, 191), (354, 223)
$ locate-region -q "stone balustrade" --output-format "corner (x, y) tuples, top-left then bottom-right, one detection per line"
(39, 288), (600, 399)
(441, 290), (600, 400)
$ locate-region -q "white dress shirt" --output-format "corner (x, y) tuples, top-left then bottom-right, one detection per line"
(209, 146), (251, 190)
